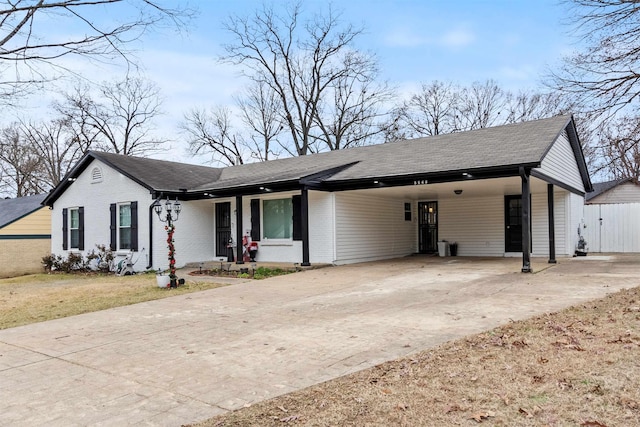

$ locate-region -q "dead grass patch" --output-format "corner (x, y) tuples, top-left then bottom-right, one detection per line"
(0, 273), (228, 329)
(192, 287), (640, 427)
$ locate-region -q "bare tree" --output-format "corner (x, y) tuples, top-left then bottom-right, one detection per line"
(182, 107), (245, 166)
(222, 2), (391, 155)
(0, 0), (192, 101)
(19, 118), (85, 188)
(57, 77), (165, 156)
(545, 0), (640, 181)
(313, 51), (395, 150)
(0, 124), (45, 196)
(503, 91), (574, 124)
(549, 0), (640, 116)
(236, 80), (283, 162)
(588, 115), (640, 182)
(398, 81), (460, 138)
(453, 80), (506, 131)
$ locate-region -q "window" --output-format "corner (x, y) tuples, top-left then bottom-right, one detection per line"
(110, 202), (138, 251)
(70, 208), (80, 248)
(263, 198), (293, 239)
(62, 207), (84, 251)
(404, 202), (412, 221)
(119, 203), (132, 250)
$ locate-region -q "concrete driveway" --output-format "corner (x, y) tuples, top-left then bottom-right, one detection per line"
(1, 255), (639, 426)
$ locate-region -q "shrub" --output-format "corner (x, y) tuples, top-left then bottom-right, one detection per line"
(42, 244), (114, 274)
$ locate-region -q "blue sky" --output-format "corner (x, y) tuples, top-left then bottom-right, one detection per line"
(18, 0), (579, 162)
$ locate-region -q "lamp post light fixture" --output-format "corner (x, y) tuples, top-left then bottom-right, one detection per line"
(153, 197), (182, 287)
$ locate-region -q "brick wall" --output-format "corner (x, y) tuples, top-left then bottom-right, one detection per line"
(0, 239), (50, 278)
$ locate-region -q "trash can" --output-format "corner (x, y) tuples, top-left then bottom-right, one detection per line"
(437, 240), (449, 257)
(449, 242), (458, 256)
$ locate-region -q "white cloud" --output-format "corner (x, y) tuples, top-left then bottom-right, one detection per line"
(383, 26), (475, 49)
(441, 28), (475, 48)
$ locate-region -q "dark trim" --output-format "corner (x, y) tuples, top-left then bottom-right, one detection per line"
(250, 199), (260, 241)
(147, 198), (158, 269)
(62, 208), (68, 250)
(299, 162), (360, 187)
(130, 201), (139, 251)
(78, 206), (85, 251)
(566, 116), (593, 192)
(319, 162), (541, 193)
(0, 234), (51, 240)
(300, 188), (310, 266)
(530, 169), (586, 196)
(292, 195), (302, 241)
(520, 167), (532, 273)
(547, 184), (557, 264)
(109, 203), (117, 251)
(235, 195), (244, 264)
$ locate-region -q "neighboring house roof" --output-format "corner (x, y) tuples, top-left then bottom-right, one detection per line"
(585, 178), (640, 203)
(44, 114), (592, 205)
(586, 178), (630, 201)
(0, 194), (47, 228)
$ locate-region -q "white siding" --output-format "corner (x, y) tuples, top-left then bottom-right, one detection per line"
(438, 191), (573, 257)
(588, 182), (640, 204)
(51, 160), (216, 272)
(584, 203), (640, 252)
(539, 131), (585, 193)
(553, 190), (568, 256)
(51, 160), (156, 271)
(439, 196), (504, 256)
(175, 200), (216, 267)
(531, 193), (548, 256)
(308, 191), (335, 264)
(334, 192), (414, 264)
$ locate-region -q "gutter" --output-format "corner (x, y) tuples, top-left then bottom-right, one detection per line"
(147, 196), (160, 270)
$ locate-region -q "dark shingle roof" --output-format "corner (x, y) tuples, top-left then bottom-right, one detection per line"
(195, 114), (574, 190)
(0, 194), (47, 228)
(91, 152), (223, 191)
(45, 114), (589, 204)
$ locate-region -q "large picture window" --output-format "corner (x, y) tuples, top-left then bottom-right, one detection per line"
(263, 198), (293, 239)
(119, 203), (132, 250)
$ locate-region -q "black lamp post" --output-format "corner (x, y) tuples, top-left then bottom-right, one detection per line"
(153, 197), (182, 287)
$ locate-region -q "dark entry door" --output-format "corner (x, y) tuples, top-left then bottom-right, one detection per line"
(418, 201), (438, 253)
(215, 202), (231, 257)
(504, 195), (522, 252)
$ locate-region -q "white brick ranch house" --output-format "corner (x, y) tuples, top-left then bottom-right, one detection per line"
(43, 114), (592, 273)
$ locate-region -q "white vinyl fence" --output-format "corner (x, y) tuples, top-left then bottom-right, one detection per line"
(583, 203), (640, 253)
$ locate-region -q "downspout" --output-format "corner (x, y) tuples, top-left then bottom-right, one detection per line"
(520, 167), (532, 273)
(147, 195), (161, 270)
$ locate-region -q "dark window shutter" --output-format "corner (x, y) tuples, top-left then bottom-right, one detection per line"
(130, 201), (138, 251)
(292, 195), (302, 241)
(62, 208), (68, 250)
(110, 203), (117, 251)
(250, 199), (261, 241)
(78, 206), (85, 250)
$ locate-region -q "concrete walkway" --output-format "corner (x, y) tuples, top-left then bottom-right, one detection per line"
(1, 255), (639, 426)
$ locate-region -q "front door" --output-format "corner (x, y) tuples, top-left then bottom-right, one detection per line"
(504, 195), (522, 252)
(215, 202), (231, 257)
(418, 201), (438, 253)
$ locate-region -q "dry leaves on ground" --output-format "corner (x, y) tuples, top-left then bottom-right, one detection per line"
(191, 286), (640, 427)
